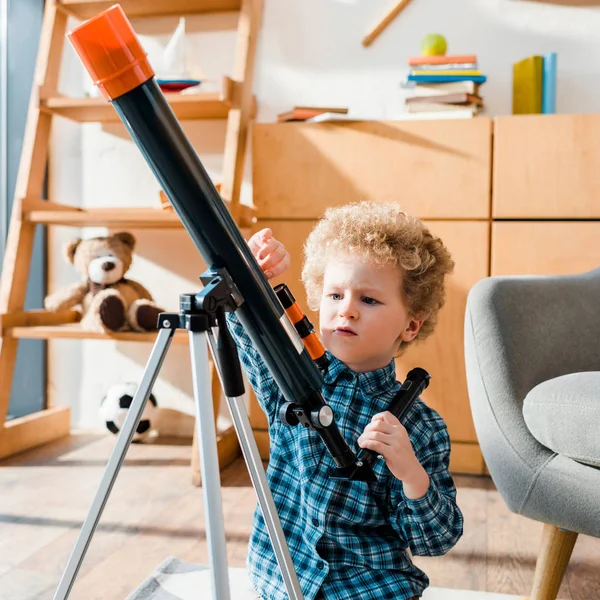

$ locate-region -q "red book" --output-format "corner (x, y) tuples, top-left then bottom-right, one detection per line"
(408, 54), (477, 66)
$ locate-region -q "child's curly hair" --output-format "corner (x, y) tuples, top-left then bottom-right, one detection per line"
(301, 201), (455, 352)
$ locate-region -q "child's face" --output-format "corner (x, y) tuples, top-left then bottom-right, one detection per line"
(319, 252), (422, 372)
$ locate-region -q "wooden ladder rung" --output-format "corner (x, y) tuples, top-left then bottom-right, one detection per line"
(0, 309), (80, 332)
(7, 322), (190, 344)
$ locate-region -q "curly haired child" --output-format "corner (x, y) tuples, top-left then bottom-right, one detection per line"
(227, 200), (463, 600)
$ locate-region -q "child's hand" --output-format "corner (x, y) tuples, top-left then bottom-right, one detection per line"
(358, 411), (430, 499)
(248, 228), (290, 280)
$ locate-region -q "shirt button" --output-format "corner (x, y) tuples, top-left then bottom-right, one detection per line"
(317, 561), (324, 570)
(312, 518), (319, 527)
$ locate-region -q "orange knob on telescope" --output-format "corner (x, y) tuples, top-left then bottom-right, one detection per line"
(67, 4), (154, 101)
(274, 284), (329, 371)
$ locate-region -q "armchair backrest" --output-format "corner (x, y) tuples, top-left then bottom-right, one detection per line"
(464, 267), (600, 511)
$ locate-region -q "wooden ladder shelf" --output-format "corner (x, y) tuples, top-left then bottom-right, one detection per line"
(0, 0), (262, 479)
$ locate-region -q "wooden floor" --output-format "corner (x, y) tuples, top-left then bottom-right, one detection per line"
(1, 433), (599, 600)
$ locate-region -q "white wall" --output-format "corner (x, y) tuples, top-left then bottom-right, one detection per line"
(49, 0), (600, 430)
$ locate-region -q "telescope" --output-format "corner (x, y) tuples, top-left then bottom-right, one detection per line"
(55, 9), (436, 598)
(67, 4), (372, 481)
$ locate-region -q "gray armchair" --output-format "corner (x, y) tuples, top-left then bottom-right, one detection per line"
(464, 267), (600, 600)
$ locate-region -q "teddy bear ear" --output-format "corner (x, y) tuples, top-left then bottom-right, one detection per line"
(64, 238), (82, 264)
(113, 231), (136, 251)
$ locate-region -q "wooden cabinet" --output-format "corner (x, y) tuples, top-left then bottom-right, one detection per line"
(492, 114), (600, 276)
(251, 119), (493, 475)
(492, 222), (600, 276)
(253, 119), (493, 220)
(250, 114), (600, 477)
(493, 114), (600, 219)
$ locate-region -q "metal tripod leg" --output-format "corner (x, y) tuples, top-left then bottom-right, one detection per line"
(206, 331), (304, 600)
(52, 309), (304, 600)
(189, 330), (230, 599)
(53, 328), (175, 600)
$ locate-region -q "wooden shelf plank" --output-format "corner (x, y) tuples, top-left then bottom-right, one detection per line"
(8, 324), (189, 344)
(0, 407), (70, 460)
(41, 90), (235, 123)
(24, 205), (257, 230)
(57, 0), (242, 20)
(27, 207), (184, 229)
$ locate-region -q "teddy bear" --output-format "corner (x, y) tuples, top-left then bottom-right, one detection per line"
(44, 231), (164, 333)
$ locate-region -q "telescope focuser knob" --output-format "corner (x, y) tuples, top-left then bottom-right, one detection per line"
(311, 406), (334, 429)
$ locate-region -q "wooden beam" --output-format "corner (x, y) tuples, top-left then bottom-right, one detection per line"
(23, 203), (257, 230)
(0, 407), (70, 459)
(0, 3), (68, 429)
(220, 0), (263, 223)
(362, 0), (414, 47)
(0, 309), (80, 334)
(191, 425), (242, 486)
(8, 324), (189, 344)
(21, 197), (77, 212)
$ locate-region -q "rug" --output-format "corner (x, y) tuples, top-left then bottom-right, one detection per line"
(126, 557), (528, 600)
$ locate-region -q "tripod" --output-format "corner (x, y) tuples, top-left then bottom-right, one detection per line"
(52, 269), (304, 600)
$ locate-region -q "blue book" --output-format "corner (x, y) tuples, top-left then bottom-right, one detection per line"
(406, 74), (487, 84)
(542, 52), (557, 114)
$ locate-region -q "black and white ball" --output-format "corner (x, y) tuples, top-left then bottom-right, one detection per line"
(100, 382), (158, 442)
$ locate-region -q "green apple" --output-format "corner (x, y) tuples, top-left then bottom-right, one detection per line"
(421, 33), (447, 57)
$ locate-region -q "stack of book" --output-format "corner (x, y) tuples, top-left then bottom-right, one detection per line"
(402, 54), (487, 118)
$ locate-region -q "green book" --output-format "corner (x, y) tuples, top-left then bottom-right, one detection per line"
(512, 55), (543, 114)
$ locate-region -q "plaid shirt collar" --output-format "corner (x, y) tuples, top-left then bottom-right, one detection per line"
(322, 351), (398, 397)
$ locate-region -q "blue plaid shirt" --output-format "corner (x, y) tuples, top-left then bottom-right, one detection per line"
(227, 313), (463, 600)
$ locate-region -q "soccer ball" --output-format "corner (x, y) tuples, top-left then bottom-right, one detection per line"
(100, 382), (158, 442)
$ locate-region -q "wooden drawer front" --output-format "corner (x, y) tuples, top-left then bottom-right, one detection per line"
(492, 222), (600, 275)
(258, 219), (488, 445)
(493, 114), (600, 218)
(253, 119), (492, 220)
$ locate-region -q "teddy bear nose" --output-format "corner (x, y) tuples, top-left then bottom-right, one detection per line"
(102, 261), (115, 272)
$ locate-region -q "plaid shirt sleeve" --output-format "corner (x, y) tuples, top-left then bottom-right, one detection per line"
(391, 419), (464, 557)
(225, 312), (280, 423)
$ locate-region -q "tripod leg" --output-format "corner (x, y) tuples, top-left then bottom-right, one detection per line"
(189, 331), (231, 600)
(53, 328), (175, 600)
(226, 395), (304, 600)
(206, 332), (304, 600)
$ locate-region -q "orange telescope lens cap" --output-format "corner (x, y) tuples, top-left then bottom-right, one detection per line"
(67, 4), (154, 101)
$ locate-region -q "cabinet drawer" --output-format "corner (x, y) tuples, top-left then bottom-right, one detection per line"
(493, 114), (600, 218)
(492, 221), (600, 275)
(253, 119), (492, 220)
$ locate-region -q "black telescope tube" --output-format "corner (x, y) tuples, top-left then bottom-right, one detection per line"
(114, 80), (358, 471)
(66, 5), (365, 475)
